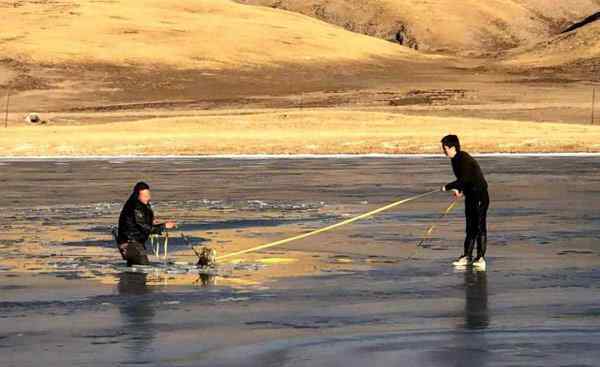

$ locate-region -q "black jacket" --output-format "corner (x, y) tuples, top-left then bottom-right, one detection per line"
(117, 195), (164, 244)
(445, 151), (488, 196)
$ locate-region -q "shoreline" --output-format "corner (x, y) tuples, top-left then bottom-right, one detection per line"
(2, 152), (600, 161)
(3, 110), (599, 156)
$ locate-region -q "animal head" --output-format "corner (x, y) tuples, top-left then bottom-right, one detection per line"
(196, 247), (217, 267)
(181, 233), (216, 267)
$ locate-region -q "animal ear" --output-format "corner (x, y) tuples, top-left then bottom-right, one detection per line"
(191, 245), (201, 257)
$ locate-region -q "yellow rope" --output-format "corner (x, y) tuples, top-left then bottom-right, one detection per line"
(216, 190), (438, 261)
(164, 230), (169, 260)
(417, 198), (458, 247)
(149, 231), (169, 259)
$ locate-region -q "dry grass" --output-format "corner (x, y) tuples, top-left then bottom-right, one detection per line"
(0, 1), (597, 156)
(503, 21), (600, 67)
(239, 0), (599, 53)
(2, 109), (599, 155)
(0, 0), (423, 70)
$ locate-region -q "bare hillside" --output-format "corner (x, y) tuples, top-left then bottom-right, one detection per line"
(238, 0), (600, 54)
(501, 12), (599, 79)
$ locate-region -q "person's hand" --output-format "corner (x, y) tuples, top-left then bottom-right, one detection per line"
(165, 221), (177, 229)
(452, 189), (463, 198)
(441, 185), (446, 192)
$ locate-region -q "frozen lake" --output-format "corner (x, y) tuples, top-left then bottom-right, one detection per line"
(1, 156), (599, 366)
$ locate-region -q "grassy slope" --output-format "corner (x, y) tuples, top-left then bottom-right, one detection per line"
(502, 21), (600, 67)
(0, 1), (598, 156)
(237, 0), (600, 53)
(2, 110), (600, 155)
(0, 0), (424, 70)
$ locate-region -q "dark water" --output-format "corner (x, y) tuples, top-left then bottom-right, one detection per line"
(0, 157), (599, 367)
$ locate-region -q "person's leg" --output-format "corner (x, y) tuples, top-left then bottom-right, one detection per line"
(124, 242), (150, 266)
(464, 196), (478, 260)
(117, 242), (128, 261)
(476, 190), (489, 259)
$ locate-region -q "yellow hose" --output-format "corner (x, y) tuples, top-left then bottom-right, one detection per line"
(417, 198), (458, 248)
(408, 197), (458, 260)
(216, 190), (438, 261)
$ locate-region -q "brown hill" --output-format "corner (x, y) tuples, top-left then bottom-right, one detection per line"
(237, 0), (600, 54)
(501, 13), (599, 79)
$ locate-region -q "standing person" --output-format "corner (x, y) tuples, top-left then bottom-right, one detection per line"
(116, 182), (176, 266)
(440, 135), (489, 268)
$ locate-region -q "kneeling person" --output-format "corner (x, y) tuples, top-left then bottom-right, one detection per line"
(117, 182), (176, 266)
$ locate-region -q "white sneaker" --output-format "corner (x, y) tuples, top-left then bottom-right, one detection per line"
(472, 257), (486, 269)
(452, 256), (471, 266)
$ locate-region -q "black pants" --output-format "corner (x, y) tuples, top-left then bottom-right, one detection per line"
(118, 241), (150, 267)
(464, 189), (489, 259)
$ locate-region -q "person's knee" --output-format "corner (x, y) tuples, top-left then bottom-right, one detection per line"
(122, 242), (149, 266)
(477, 219), (487, 234)
(466, 220), (478, 234)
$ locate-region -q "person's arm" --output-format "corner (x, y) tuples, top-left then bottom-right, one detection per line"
(153, 218), (177, 231)
(150, 222), (166, 235)
(120, 208), (145, 242)
(134, 207), (165, 236)
(444, 178), (464, 193)
(444, 157), (472, 192)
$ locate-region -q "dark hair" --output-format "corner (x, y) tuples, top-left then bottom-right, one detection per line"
(133, 181), (150, 194)
(441, 135), (460, 152)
